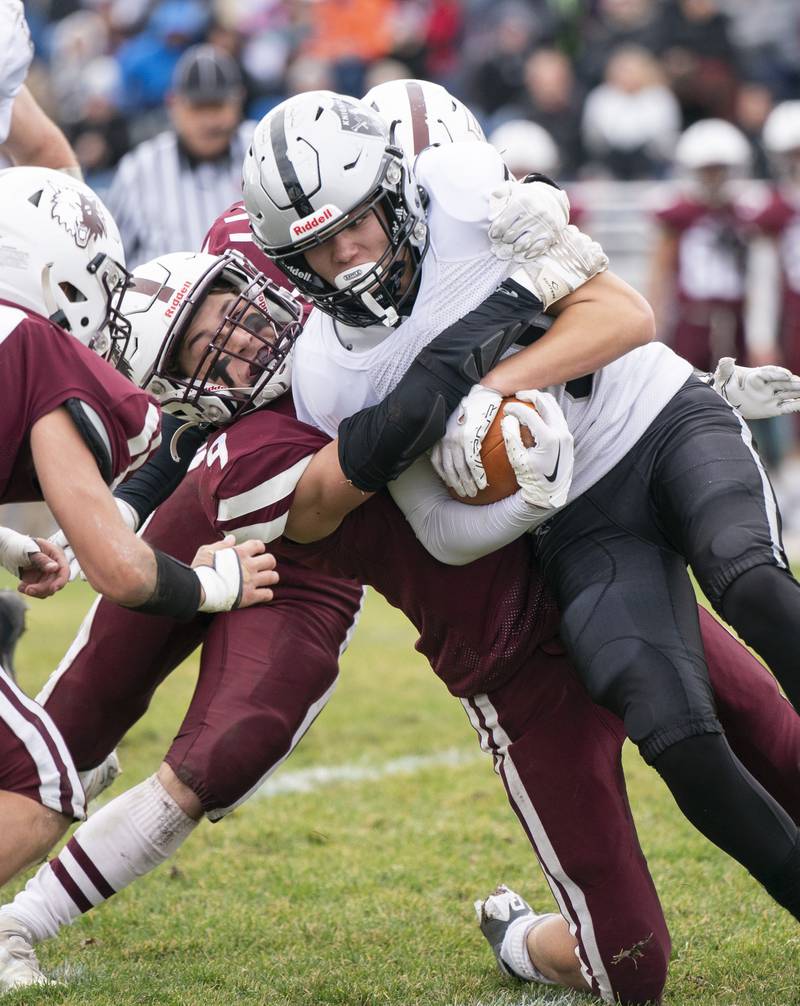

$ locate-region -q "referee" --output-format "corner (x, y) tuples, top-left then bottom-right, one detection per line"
(105, 44), (254, 268)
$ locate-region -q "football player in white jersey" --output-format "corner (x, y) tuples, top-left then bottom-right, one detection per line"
(242, 88), (800, 949)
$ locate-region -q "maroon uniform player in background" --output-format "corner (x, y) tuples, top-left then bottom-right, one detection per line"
(743, 102), (800, 378)
(2, 227), (800, 1005)
(648, 119), (754, 372)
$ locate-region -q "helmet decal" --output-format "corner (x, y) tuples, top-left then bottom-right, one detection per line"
(50, 184), (108, 249)
(330, 97), (384, 136)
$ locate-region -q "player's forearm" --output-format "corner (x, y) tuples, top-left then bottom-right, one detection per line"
(2, 87), (80, 173)
(480, 272), (655, 395)
(388, 458), (548, 565)
(285, 441), (372, 543)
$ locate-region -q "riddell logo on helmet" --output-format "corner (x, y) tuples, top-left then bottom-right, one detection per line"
(290, 204), (341, 241)
(164, 280), (193, 318)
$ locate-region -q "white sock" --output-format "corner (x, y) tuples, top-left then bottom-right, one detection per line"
(0, 775), (198, 943)
(501, 911), (561, 984)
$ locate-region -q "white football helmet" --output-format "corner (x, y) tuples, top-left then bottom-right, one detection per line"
(673, 119), (751, 201)
(243, 90), (428, 328)
(111, 251), (302, 426)
(763, 101), (800, 186)
(488, 120), (560, 179)
(363, 78), (485, 157)
(0, 166), (129, 355)
(674, 119), (752, 171)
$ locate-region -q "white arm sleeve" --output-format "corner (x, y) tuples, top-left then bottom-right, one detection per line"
(388, 456), (551, 566)
(745, 236), (781, 356)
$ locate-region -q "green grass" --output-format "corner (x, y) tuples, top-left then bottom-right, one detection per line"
(0, 580), (798, 1005)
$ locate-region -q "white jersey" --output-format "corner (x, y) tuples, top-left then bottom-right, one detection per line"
(293, 141), (510, 436)
(292, 140), (693, 501)
(0, 0), (33, 144)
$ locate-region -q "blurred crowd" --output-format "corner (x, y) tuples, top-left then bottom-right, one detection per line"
(19, 0), (800, 186)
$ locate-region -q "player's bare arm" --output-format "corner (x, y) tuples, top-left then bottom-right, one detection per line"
(479, 270), (655, 397)
(31, 408), (278, 609)
(0, 527), (69, 598)
(284, 440), (371, 544)
(1, 86), (81, 177)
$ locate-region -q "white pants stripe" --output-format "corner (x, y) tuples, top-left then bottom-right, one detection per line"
(461, 693), (614, 1003)
(0, 669), (84, 819)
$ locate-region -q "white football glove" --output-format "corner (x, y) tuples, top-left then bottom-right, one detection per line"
(712, 357), (800, 420)
(0, 526), (42, 577)
(194, 541), (244, 613)
(430, 384), (503, 497)
(489, 179), (570, 262)
(49, 497), (140, 582)
(507, 225), (609, 310)
(500, 391), (574, 509)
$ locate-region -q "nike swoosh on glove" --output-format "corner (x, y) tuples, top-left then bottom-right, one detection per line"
(500, 391), (574, 508)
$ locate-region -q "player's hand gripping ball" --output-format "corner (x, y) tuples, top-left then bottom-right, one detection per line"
(448, 396), (537, 505)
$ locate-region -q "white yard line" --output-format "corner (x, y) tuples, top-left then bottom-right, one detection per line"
(254, 746), (483, 798)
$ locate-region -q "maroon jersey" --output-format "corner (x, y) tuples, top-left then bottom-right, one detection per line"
(202, 202), (313, 322)
(654, 194), (749, 369)
(0, 300), (161, 503)
(190, 399), (559, 697)
(744, 187), (800, 374)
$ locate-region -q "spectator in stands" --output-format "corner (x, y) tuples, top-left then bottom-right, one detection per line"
(115, 0), (209, 115)
(48, 10), (110, 129)
(105, 44), (253, 269)
(659, 0), (740, 122)
(296, 0), (395, 97)
(516, 47), (584, 179)
(581, 45), (681, 180)
(577, 0), (664, 88)
(466, 3), (553, 119)
(66, 57), (130, 192)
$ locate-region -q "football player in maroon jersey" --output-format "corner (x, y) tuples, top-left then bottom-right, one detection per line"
(0, 168), (279, 888)
(647, 119), (753, 372)
(2, 243), (800, 1005)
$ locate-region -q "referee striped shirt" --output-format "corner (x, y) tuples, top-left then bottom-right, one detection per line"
(104, 121), (255, 268)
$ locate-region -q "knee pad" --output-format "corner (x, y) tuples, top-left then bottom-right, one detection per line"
(565, 635), (719, 763)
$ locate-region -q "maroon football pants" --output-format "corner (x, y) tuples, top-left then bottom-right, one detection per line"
(464, 606), (800, 1004)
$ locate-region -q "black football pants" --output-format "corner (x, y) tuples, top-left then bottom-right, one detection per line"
(534, 377), (800, 915)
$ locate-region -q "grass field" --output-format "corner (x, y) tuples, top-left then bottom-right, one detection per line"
(0, 579), (798, 1006)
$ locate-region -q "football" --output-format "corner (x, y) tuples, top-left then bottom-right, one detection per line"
(448, 396), (537, 506)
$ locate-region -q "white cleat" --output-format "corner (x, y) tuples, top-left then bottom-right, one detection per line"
(474, 884), (541, 982)
(80, 749), (122, 805)
(0, 916), (51, 991)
